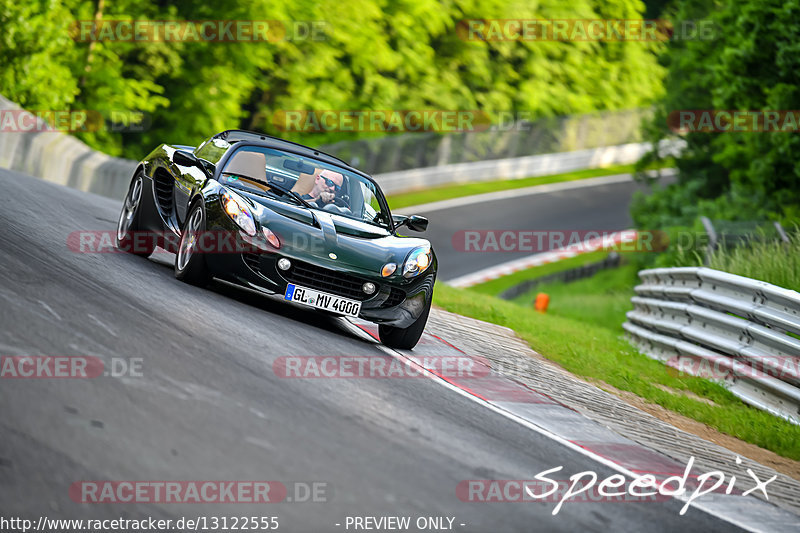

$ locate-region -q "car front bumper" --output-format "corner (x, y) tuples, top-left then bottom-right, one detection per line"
(203, 241), (435, 328)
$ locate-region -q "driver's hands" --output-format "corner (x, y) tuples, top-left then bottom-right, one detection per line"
(318, 191), (335, 204)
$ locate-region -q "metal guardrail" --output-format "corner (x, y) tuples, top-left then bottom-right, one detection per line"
(320, 109), (652, 174)
(624, 267), (800, 424)
(373, 139), (683, 194)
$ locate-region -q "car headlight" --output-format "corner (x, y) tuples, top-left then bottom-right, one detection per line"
(220, 188), (256, 236)
(381, 263), (397, 277)
(402, 246), (432, 278)
(262, 227), (281, 249)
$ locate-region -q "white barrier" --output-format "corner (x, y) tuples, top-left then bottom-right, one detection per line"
(374, 139), (684, 194)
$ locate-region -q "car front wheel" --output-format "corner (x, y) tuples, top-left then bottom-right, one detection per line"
(116, 173), (155, 257)
(378, 298), (431, 350)
(175, 201), (212, 286)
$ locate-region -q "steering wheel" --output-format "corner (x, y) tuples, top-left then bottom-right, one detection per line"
(322, 203), (352, 216)
(332, 194), (350, 209)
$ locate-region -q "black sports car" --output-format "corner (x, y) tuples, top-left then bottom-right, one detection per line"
(115, 130), (436, 349)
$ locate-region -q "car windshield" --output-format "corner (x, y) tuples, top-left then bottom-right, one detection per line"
(219, 145), (390, 228)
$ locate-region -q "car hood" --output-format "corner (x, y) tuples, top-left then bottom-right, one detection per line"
(238, 191), (432, 276)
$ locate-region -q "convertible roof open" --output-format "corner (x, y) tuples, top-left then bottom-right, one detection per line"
(212, 129), (368, 178)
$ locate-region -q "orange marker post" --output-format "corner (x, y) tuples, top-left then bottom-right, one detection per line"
(534, 293), (550, 313)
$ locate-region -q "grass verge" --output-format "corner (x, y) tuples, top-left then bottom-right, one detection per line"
(707, 230), (800, 291)
(386, 161), (672, 210)
(432, 277), (800, 460)
(508, 261), (640, 331)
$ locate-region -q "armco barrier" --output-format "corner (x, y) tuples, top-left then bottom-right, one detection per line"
(498, 252), (621, 300)
(319, 108), (653, 174)
(623, 267), (800, 424)
(375, 139), (683, 195)
(0, 94), (683, 198)
(0, 95), (137, 200)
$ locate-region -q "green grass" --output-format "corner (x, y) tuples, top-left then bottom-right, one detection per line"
(386, 162), (670, 210)
(433, 280), (800, 460)
(707, 229), (800, 291)
(470, 250), (610, 297)
(509, 262), (640, 331)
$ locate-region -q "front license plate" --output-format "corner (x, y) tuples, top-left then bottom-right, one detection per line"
(284, 284), (361, 317)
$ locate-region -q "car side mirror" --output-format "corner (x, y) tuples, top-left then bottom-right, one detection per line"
(393, 214), (428, 232)
(406, 215), (428, 232)
(175, 150), (215, 177)
(199, 159), (216, 176)
(174, 150), (200, 168)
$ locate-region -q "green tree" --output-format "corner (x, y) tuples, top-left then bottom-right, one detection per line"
(632, 0), (800, 228)
(2, 0), (666, 159)
(0, 0), (78, 109)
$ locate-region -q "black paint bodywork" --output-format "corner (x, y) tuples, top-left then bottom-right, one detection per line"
(132, 130), (437, 328)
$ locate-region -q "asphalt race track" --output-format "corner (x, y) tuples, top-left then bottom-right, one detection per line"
(0, 169), (742, 532)
(413, 176), (660, 281)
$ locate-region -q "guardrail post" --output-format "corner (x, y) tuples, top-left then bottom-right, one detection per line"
(700, 216), (717, 266)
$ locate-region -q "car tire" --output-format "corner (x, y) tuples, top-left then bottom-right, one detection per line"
(116, 172), (155, 257)
(378, 297), (431, 350)
(175, 201), (212, 286)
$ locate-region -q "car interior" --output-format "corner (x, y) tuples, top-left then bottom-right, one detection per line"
(221, 148), (369, 220)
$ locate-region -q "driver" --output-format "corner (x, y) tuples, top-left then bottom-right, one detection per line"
(302, 169), (343, 207)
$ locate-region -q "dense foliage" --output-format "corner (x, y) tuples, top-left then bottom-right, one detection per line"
(1, 0), (664, 158)
(632, 0), (800, 228)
